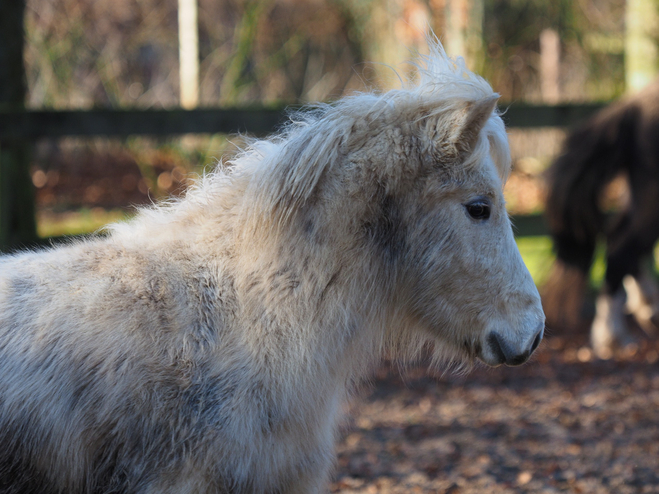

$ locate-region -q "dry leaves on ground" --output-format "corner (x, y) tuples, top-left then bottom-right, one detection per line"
(331, 335), (659, 494)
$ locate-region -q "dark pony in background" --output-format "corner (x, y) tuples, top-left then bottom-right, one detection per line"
(543, 80), (659, 357)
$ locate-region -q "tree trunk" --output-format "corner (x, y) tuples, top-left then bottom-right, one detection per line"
(540, 29), (561, 104)
(442, 0), (484, 72)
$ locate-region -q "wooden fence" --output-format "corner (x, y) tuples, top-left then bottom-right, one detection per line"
(0, 103), (605, 139)
(0, 102), (606, 251)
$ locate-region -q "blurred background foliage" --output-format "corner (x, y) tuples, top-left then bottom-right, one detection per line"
(483, 0), (626, 101)
(25, 0), (365, 108)
(24, 0), (628, 109)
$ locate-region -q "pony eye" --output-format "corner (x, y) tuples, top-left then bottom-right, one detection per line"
(465, 200), (491, 220)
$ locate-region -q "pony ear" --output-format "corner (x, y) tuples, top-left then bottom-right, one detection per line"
(450, 94), (499, 159)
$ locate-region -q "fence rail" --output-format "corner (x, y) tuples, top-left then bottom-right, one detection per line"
(0, 103), (606, 140)
(0, 107), (285, 139)
(0, 102), (608, 250)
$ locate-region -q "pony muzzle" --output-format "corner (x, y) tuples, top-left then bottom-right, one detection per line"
(480, 323), (544, 367)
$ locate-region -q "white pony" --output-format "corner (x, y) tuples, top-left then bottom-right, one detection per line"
(0, 41), (544, 493)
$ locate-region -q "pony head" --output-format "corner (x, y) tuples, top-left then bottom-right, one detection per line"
(232, 40), (544, 368)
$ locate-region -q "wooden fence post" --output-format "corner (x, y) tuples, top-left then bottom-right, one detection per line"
(0, 0), (36, 252)
(178, 0), (199, 109)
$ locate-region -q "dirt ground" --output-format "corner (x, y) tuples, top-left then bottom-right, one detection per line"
(329, 332), (659, 494)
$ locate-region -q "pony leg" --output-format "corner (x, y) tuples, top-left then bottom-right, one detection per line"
(603, 167), (659, 345)
(596, 185), (659, 353)
(591, 287), (630, 358)
(624, 261), (659, 335)
(591, 213), (638, 356)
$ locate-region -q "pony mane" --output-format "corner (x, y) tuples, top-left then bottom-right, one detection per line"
(108, 38), (509, 241)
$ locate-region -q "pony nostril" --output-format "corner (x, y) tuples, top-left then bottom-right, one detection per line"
(531, 332), (541, 353)
(487, 331), (534, 366)
(530, 324), (544, 353)
(509, 353), (529, 366)
(487, 332), (507, 365)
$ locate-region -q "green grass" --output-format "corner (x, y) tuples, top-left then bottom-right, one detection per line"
(516, 235), (609, 288)
(515, 236), (555, 287)
(37, 208), (133, 238)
